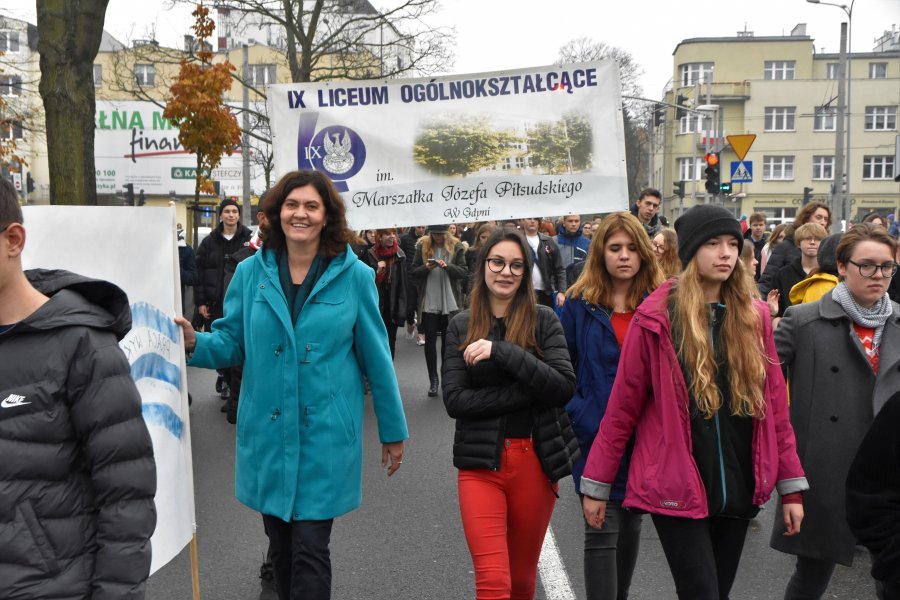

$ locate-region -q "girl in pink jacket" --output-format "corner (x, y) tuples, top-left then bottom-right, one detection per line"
(581, 205), (808, 600)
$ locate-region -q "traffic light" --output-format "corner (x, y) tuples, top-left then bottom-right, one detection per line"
(802, 187), (814, 204)
(123, 183), (134, 206)
(653, 103), (666, 127)
(675, 95), (688, 119)
(704, 153), (720, 195)
(673, 180), (685, 199)
(720, 182), (732, 194)
(26, 173), (34, 193)
(138, 189), (146, 206)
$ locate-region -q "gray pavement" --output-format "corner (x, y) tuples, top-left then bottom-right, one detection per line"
(147, 328), (876, 599)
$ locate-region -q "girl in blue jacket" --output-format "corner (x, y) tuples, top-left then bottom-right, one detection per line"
(560, 212), (664, 600)
(177, 170), (408, 600)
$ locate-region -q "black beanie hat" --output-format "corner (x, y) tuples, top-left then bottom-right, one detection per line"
(218, 198), (240, 216)
(674, 205), (744, 267)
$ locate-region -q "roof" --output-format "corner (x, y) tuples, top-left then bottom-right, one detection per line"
(674, 35), (813, 55)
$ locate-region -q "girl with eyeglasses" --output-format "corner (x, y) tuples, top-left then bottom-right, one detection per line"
(442, 229), (578, 600)
(772, 222), (900, 600)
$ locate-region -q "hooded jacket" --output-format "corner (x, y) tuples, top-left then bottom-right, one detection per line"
(195, 222), (253, 314)
(580, 279), (807, 517)
(0, 270), (157, 600)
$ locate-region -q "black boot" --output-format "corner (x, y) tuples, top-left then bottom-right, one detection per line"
(428, 375), (439, 397)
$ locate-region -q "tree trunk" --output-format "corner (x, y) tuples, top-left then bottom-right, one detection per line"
(36, 0), (109, 206)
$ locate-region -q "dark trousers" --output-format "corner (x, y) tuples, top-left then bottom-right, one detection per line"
(262, 514), (334, 600)
(535, 290), (555, 309)
(651, 513), (750, 600)
(421, 312), (449, 380)
(380, 310), (398, 359)
(783, 556), (836, 600)
(405, 281), (419, 326)
(583, 499), (643, 600)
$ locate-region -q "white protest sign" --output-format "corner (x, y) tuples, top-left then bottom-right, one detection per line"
(22, 206), (195, 574)
(268, 61), (628, 228)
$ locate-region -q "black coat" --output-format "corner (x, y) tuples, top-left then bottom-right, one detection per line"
(441, 306), (579, 482)
(758, 235), (800, 295)
(529, 233), (567, 295)
(773, 258), (808, 317)
(846, 391), (900, 583)
(0, 270), (157, 600)
(399, 230), (422, 274)
(195, 223), (253, 314)
(362, 246), (408, 325)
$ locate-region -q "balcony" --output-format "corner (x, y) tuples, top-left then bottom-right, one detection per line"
(676, 81), (751, 101)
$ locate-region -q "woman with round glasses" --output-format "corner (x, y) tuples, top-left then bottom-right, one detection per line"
(771, 222), (900, 599)
(442, 229), (578, 600)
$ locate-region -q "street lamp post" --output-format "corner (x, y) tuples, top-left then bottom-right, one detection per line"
(807, 0), (854, 228)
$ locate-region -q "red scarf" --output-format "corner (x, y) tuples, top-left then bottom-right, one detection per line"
(375, 241), (398, 284)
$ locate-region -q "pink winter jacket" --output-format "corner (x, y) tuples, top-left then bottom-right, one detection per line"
(580, 279), (808, 518)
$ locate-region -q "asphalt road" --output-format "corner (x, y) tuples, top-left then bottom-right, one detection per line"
(146, 328), (876, 600)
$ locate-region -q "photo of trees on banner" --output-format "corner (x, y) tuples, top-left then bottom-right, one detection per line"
(268, 61), (628, 229)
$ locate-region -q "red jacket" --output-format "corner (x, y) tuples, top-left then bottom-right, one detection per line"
(580, 279), (808, 518)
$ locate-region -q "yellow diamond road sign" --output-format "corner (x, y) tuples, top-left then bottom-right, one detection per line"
(726, 134), (756, 162)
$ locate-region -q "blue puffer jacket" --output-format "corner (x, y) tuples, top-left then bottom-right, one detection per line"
(190, 245), (409, 521)
(560, 297), (631, 498)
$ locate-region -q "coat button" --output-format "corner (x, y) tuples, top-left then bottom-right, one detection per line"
(830, 416), (838, 422)
(831, 366), (839, 373)
(260, 284), (265, 289)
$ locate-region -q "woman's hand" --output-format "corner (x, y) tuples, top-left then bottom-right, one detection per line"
(377, 260), (386, 273)
(766, 290), (780, 318)
(199, 304), (210, 320)
(437, 259), (447, 268)
(382, 441), (404, 476)
(463, 339), (492, 366)
(583, 496), (607, 529)
(175, 316), (197, 353)
(782, 503), (804, 536)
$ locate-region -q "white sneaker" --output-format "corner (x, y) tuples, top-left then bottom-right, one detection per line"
(416, 334), (426, 346)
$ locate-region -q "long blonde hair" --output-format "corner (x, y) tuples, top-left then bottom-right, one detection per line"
(567, 212), (664, 310)
(420, 230), (459, 260)
(671, 257), (767, 419)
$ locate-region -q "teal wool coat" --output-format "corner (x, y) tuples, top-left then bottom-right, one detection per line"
(190, 245), (409, 522)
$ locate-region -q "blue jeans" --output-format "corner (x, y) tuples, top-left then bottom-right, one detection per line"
(583, 499), (643, 600)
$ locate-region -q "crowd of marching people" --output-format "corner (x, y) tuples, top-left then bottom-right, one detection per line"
(3, 169), (900, 600)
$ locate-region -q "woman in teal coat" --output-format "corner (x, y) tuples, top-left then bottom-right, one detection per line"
(176, 170), (408, 600)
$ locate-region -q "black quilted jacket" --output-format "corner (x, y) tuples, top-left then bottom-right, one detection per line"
(442, 305), (579, 482)
(0, 270), (157, 600)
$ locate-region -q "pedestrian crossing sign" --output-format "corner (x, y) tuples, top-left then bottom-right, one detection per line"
(731, 161), (752, 183)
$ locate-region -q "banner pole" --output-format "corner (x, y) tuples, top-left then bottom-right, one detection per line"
(190, 533), (201, 600)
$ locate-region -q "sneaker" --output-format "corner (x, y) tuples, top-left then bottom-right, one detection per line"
(416, 334), (426, 346)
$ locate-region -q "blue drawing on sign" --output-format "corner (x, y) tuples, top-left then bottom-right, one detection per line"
(296, 113), (366, 192)
(131, 302), (179, 342)
(731, 161), (753, 183)
(142, 402), (184, 439)
(131, 352), (182, 389)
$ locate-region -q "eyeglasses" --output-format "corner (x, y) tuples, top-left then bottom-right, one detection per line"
(652, 243), (666, 252)
(486, 257), (526, 276)
(847, 260), (898, 278)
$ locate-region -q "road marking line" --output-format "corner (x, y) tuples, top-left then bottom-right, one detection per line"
(539, 525), (575, 600)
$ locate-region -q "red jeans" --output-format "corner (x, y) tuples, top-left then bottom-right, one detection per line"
(458, 438), (558, 600)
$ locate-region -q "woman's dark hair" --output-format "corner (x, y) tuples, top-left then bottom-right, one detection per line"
(794, 201), (832, 230)
(835, 222), (898, 267)
(263, 170), (356, 257)
(861, 212), (886, 226)
(462, 229), (538, 353)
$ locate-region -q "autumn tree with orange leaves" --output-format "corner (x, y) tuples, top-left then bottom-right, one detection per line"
(163, 4), (240, 209)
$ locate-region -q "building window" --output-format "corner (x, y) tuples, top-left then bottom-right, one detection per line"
(812, 156), (834, 180)
(813, 106), (836, 131)
(764, 61), (795, 80)
(763, 156), (794, 180)
(0, 31), (20, 53)
(862, 156), (895, 179)
(248, 64), (277, 87)
(514, 156), (528, 169)
(0, 120), (24, 140)
(764, 107), (796, 131)
(864, 106), (897, 131)
(868, 62), (887, 79)
(679, 63), (714, 86)
(0, 75), (22, 96)
(677, 157), (703, 181)
(757, 207), (797, 226)
(134, 64), (155, 87)
(826, 63), (840, 80)
(679, 114), (703, 134)
(93, 64), (102, 88)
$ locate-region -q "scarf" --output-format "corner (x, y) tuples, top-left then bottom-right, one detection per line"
(375, 241), (398, 285)
(832, 281), (893, 350)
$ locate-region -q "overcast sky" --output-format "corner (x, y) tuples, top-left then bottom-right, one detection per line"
(9, 0), (898, 105)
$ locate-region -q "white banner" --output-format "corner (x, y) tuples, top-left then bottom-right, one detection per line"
(94, 100), (267, 197)
(22, 206), (195, 575)
(268, 61), (629, 229)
